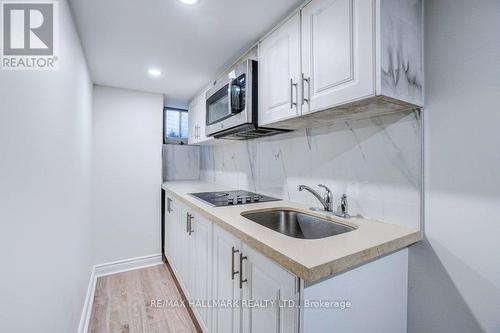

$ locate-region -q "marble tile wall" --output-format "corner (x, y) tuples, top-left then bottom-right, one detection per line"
(163, 144), (200, 181)
(380, 0), (424, 106)
(200, 111), (421, 229)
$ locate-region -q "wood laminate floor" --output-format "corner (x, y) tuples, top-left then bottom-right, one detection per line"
(88, 264), (199, 333)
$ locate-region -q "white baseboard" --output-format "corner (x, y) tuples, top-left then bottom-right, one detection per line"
(94, 253), (163, 277)
(77, 266), (97, 333)
(77, 253), (163, 333)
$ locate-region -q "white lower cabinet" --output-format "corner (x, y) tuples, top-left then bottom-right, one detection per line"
(164, 198), (213, 331)
(241, 244), (299, 333)
(176, 204), (193, 299)
(211, 225), (298, 333)
(164, 196), (177, 262)
(191, 212), (213, 332)
(164, 195), (409, 333)
(211, 225), (242, 333)
(164, 195), (298, 333)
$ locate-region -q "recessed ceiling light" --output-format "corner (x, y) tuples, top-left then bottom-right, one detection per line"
(148, 68), (162, 77)
(179, 0), (199, 5)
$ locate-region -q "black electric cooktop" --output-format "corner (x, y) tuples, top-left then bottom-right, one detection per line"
(189, 190), (280, 207)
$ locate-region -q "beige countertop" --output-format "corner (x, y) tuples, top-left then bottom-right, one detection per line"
(162, 181), (421, 283)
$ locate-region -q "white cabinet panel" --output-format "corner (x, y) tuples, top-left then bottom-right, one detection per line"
(188, 99), (197, 144)
(259, 13), (301, 126)
(241, 244), (298, 333)
(212, 225), (242, 333)
(176, 202), (193, 298)
(189, 90), (213, 145)
(164, 196), (213, 332)
(303, 249), (408, 333)
(198, 94), (209, 141)
(301, 0), (374, 113)
(191, 213), (213, 332)
(164, 196), (177, 262)
(312, 0), (352, 89)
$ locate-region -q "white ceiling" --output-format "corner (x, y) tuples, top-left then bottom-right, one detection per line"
(69, 0), (303, 108)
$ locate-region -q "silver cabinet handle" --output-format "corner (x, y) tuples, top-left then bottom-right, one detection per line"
(277, 289), (282, 333)
(231, 246), (239, 280)
(302, 73), (310, 105)
(239, 253), (247, 289)
(167, 198), (172, 213)
(290, 78), (298, 110)
(188, 214), (194, 235)
(186, 212), (190, 233)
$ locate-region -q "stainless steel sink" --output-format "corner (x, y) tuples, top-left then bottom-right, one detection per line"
(241, 209), (355, 239)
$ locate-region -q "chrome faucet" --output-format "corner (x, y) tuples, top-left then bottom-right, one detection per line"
(298, 184), (334, 212)
(298, 184), (350, 218)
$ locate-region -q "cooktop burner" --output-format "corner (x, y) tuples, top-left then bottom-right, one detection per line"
(189, 190), (280, 207)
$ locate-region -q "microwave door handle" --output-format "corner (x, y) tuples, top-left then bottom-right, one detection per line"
(228, 79), (234, 115)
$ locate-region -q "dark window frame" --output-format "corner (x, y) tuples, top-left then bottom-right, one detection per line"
(163, 107), (188, 144)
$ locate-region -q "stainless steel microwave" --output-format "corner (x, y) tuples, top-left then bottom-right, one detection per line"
(205, 59), (289, 140)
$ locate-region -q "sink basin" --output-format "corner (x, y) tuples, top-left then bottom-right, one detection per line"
(241, 209), (355, 239)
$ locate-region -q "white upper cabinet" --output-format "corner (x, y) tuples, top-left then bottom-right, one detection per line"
(197, 92), (209, 141)
(188, 89), (213, 145)
(257, 0), (423, 130)
(301, 0), (374, 114)
(258, 13), (301, 126)
(188, 98), (198, 144)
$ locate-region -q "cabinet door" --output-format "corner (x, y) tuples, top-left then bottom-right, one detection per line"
(188, 98), (198, 144)
(258, 13), (301, 126)
(167, 198), (183, 275)
(241, 244), (298, 333)
(175, 202), (193, 299)
(197, 92), (210, 142)
(301, 0), (374, 114)
(164, 196), (177, 262)
(191, 213), (213, 332)
(212, 225), (242, 333)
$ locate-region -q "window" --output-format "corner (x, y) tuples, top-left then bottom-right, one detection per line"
(163, 107), (188, 144)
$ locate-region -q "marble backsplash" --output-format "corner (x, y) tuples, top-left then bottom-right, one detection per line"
(200, 110), (421, 229)
(163, 144), (200, 181)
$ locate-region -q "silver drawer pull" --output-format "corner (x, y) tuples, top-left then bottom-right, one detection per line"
(188, 214), (194, 235)
(239, 253), (247, 288)
(302, 73), (310, 105)
(231, 246), (239, 280)
(290, 78), (298, 109)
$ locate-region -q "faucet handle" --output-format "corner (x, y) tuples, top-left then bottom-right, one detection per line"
(317, 184), (331, 193)
(318, 184), (333, 212)
(340, 194), (349, 218)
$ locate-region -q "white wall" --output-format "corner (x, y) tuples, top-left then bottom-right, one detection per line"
(91, 85), (163, 264)
(408, 0), (500, 332)
(0, 1), (93, 332)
